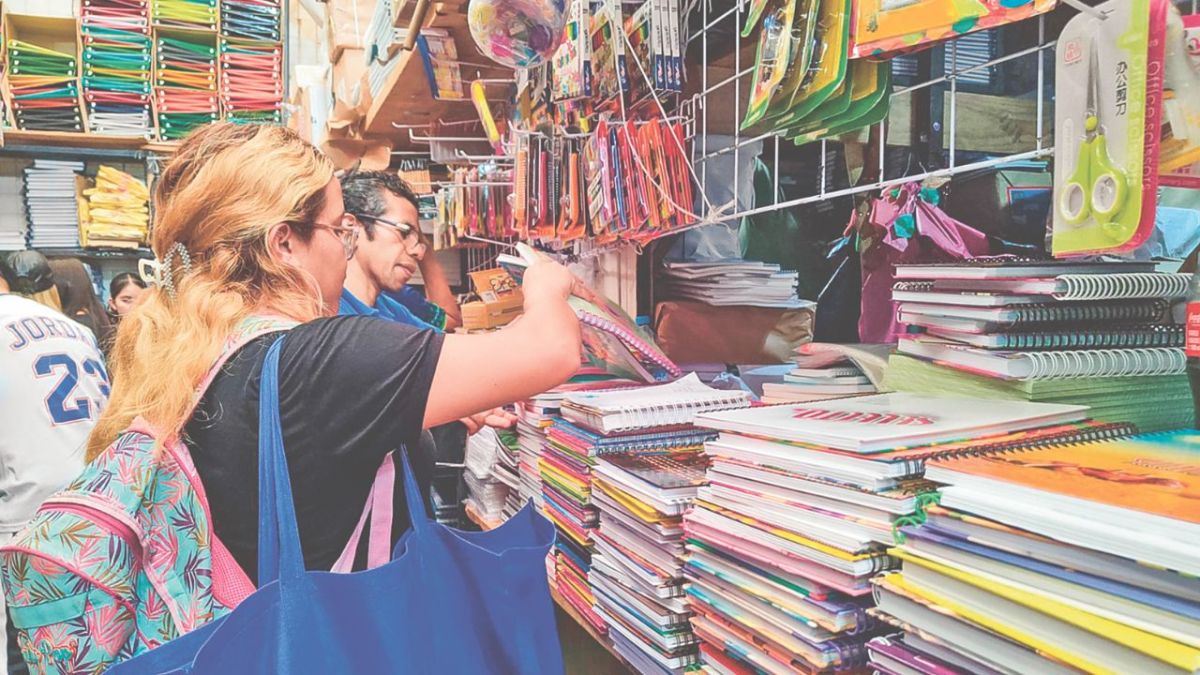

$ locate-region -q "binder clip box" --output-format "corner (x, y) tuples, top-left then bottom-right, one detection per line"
(461, 268), (523, 330)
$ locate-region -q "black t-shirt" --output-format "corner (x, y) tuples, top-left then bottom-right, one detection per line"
(185, 315), (444, 583)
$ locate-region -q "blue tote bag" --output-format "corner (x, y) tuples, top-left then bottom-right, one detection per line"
(112, 337), (565, 674)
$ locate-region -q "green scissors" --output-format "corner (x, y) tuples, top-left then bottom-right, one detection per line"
(1059, 40), (1128, 227)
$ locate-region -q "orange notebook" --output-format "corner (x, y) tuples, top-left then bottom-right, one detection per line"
(927, 430), (1200, 525)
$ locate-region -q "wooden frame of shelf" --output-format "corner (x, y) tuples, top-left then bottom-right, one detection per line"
(1, 129), (177, 153)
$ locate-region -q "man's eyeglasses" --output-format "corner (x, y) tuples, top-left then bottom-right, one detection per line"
(352, 214), (423, 247)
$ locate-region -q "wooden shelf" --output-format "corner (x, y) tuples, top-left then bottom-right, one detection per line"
(361, 3), (511, 149)
(1, 129), (178, 154)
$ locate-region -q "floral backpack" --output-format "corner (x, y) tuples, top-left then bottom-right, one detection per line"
(0, 316), (397, 673)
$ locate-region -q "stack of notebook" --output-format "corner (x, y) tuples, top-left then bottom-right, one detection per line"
(219, 0), (280, 42)
(154, 32), (218, 140)
(6, 39), (84, 132)
(683, 393), (1100, 674)
(889, 259), (1191, 431)
(762, 360), (878, 404)
(23, 160), (84, 248)
(79, 165), (150, 248)
(871, 431), (1200, 675)
(80, 0), (155, 136)
(218, 37), (282, 125)
(547, 377), (751, 656)
(660, 261), (806, 309)
(589, 443), (714, 674)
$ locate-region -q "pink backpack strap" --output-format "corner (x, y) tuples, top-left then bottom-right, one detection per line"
(331, 453), (397, 573)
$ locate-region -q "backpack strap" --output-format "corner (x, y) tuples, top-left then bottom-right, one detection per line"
(193, 314), (301, 414)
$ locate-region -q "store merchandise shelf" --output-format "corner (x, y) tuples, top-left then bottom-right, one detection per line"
(36, 247), (153, 259)
(1, 130), (178, 154)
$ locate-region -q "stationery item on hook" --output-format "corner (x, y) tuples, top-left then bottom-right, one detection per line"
(849, 0), (1055, 59)
(552, 0), (592, 101)
(742, 0), (798, 129)
(789, 59), (890, 145)
(416, 29), (464, 100)
(1052, 0), (1166, 256)
(624, 1), (654, 102)
(762, 0), (819, 121)
(590, 0), (626, 103)
(779, 0), (851, 128)
(1158, 10), (1200, 182)
(471, 80), (505, 154)
(514, 136), (531, 239)
(559, 146), (587, 241)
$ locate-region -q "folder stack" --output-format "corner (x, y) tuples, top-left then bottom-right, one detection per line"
(152, 0), (217, 30)
(78, 165), (150, 248)
(154, 32), (218, 139)
(220, 0), (280, 42)
(6, 40), (83, 132)
(80, 0), (154, 136)
(218, 39), (282, 125)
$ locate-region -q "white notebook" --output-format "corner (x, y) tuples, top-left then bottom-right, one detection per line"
(898, 336), (1186, 380)
(560, 373), (752, 433)
(693, 393), (1087, 453)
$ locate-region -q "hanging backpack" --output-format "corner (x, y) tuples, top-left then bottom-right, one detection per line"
(0, 316), (396, 673)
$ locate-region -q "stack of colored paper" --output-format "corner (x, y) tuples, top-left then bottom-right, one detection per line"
(218, 39), (282, 125)
(463, 427), (516, 526)
(23, 160), (85, 248)
(684, 394), (1096, 673)
(6, 40), (83, 132)
(79, 165), (149, 248)
(871, 431), (1200, 675)
(220, 0), (280, 42)
(152, 0), (217, 30)
(590, 447), (713, 674)
(80, 0), (154, 136)
(155, 32), (218, 139)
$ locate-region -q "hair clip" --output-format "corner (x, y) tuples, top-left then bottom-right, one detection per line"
(141, 242), (193, 299)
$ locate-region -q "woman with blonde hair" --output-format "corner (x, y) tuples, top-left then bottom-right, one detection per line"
(93, 122), (582, 579)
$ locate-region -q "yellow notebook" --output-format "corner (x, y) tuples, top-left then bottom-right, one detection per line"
(894, 548), (1200, 672)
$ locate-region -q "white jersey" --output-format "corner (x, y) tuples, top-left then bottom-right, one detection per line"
(0, 294), (108, 532)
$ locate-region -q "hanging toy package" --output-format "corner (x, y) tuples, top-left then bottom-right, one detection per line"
(1051, 0), (1168, 257)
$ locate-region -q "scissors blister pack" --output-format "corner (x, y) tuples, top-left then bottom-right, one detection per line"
(1051, 0), (1168, 256)
(81, 0), (154, 136)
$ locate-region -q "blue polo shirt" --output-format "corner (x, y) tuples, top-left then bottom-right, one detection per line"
(338, 288), (439, 332)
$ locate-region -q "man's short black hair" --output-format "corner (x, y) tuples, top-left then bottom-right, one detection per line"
(339, 170), (420, 241)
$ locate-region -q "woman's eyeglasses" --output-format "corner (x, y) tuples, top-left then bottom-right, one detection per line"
(311, 214), (360, 259)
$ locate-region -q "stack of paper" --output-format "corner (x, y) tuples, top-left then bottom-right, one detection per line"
(591, 449), (712, 674)
(23, 160), (84, 248)
(79, 165), (149, 248)
(81, 0), (154, 136)
(7, 40), (83, 132)
(155, 32), (219, 140)
(152, 0), (217, 29)
(0, 171), (27, 250)
(660, 261), (807, 308)
(220, 0), (280, 42)
(871, 431), (1200, 675)
(463, 427), (515, 526)
(218, 38), (282, 125)
(684, 394), (1094, 673)
(763, 363), (877, 404)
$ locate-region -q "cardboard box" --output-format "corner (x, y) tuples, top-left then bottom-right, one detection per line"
(942, 165), (1052, 245)
(327, 0), (375, 62)
(461, 268), (523, 330)
(330, 48), (370, 127)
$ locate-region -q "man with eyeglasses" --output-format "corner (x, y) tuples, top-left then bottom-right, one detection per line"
(339, 170), (515, 527)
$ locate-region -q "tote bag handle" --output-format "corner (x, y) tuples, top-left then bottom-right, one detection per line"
(257, 337), (430, 588)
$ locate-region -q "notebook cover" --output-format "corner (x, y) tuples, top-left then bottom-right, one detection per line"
(926, 430), (1200, 525)
(598, 452), (708, 490)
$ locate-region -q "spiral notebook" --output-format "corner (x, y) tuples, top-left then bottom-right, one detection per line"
(895, 258), (1156, 280)
(899, 336), (1187, 380)
(927, 273), (1191, 301)
(899, 299), (1171, 334)
(560, 373), (752, 434)
(924, 324), (1184, 351)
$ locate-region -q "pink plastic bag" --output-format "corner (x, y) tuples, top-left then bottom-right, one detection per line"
(858, 183), (990, 343)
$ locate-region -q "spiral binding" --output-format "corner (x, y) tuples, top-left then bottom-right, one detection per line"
(610, 391), (751, 433)
(988, 324), (1183, 350)
(908, 422), (1137, 476)
(577, 312), (682, 378)
(1052, 273), (1191, 301)
(1002, 299), (1169, 326)
(1022, 347), (1186, 379)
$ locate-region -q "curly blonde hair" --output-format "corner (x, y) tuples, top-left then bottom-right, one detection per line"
(87, 123), (336, 461)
